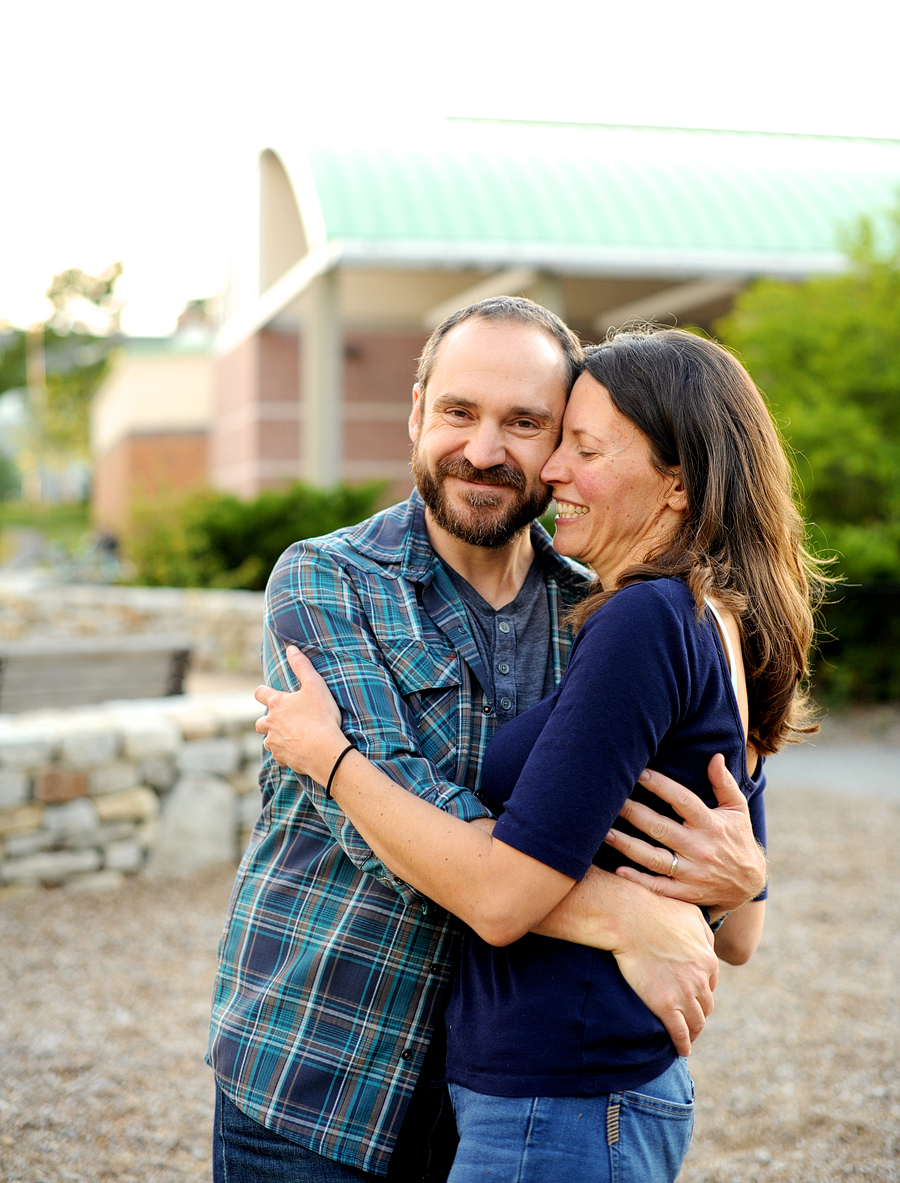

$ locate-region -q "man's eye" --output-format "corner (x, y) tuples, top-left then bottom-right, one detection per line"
(513, 420), (539, 431)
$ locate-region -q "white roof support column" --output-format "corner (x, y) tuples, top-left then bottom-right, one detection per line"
(303, 267), (342, 487)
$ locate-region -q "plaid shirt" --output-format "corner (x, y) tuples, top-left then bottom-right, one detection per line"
(208, 493), (589, 1175)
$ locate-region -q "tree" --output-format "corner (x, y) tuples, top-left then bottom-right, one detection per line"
(0, 262), (123, 465)
(716, 203), (900, 698)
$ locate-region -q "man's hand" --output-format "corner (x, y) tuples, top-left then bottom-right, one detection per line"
(534, 870), (718, 1056)
(609, 889), (718, 1056)
(603, 754), (767, 913)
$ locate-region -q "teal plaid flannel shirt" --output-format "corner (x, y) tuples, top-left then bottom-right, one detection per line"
(208, 493), (589, 1175)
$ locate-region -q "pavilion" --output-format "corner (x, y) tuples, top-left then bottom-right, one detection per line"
(168, 120), (900, 503)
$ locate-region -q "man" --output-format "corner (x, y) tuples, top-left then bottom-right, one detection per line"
(209, 298), (766, 1181)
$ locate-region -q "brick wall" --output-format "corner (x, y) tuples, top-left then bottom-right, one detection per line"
(93, 432), (209, 533)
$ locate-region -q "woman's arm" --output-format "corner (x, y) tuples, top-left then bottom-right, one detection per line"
(279, 712), (578, 946)
(258, 647), (719, 1053)
(713, 900), (766, 965)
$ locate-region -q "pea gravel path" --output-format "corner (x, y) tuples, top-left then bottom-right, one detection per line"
(1, 735), (898, 1182)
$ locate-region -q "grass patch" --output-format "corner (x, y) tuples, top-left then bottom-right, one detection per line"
(0, 500), (92, 557)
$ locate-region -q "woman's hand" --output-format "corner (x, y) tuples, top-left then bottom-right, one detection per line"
(255, 646), (347, 785)
(603, 754), (768, 913)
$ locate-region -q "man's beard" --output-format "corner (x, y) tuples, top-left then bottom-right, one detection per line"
(412, 450), (552, 549)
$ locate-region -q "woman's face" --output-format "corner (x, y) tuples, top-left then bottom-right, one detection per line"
(540, 372), (686, 585)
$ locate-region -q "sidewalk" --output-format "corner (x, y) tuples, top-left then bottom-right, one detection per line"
(766, 706), (900, 799)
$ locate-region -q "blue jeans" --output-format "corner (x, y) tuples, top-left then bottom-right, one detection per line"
(447, 1058), (695, 1183)
(213, 1077), (458, 1182)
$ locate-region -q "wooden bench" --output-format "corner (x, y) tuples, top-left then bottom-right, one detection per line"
(0, 635), (192, 713)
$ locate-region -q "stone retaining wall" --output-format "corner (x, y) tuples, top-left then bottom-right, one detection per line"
(0, 692), (266, 893)
(0, 579), (265, 675)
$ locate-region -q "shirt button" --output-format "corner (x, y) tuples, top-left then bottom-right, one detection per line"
(428, 963), (440, 974)
(498, 621), (511, 633)
(421, 901), (432, 917)
(498, 662), (510, 674)
(500, 697), (512, 711)
(482, 703), (493, 715)
(401, 1048), (413, 1060)
(474, 789), (485, 801)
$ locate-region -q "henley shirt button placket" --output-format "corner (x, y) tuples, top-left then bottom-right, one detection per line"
(495, 618), (515, 717)
(482, 702), (493, 715)
(400, 1048), (413, 1061)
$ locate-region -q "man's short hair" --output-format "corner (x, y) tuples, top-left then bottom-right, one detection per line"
(416, 295), (584, 394)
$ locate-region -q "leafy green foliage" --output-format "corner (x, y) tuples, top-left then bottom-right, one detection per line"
(0, 263), (122, 457)
(716, 204), (900, 699)
(0, 454), (21, 501)
(127, 481), (387, 590)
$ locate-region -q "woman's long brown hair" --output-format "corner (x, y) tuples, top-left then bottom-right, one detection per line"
(568, 328), (830, 755)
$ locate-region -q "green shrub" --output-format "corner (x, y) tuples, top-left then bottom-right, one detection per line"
(715, 204), (900, 702)
(127, 481), (387, 590)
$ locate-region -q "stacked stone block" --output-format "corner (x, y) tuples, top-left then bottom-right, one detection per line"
(0, 581), (265, 675)
(0, 693), (267, 893)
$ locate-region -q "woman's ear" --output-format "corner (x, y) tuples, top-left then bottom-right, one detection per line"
(666, 467), (687, 513)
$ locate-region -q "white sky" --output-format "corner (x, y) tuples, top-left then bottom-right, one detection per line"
(2, 0), (898, 336)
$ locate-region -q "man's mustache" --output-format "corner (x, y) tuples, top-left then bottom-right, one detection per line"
(436, 458), (527, 491)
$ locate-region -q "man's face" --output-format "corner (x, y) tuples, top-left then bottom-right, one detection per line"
(409, 318), (568, 548)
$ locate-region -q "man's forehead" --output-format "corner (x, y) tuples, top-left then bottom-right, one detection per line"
(427, 318), (569, 395)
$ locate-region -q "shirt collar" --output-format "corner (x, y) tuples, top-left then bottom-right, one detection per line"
(352, 488), (592, 594)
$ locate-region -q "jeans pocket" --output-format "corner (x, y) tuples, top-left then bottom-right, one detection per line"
(624, 1056), (694, 1110)
(608, 1062), (695, 1183)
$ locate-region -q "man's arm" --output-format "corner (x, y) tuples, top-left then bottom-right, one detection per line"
(533, 864), (717, 1055)
(261, 649), (719, 1054)
(602, 756), (768, 914)
(261, 543), (491, 903)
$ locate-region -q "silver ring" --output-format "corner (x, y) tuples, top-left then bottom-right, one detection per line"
(668, 852), (678, 878)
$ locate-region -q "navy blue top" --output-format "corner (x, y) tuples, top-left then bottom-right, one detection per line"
(444, 577), (767, 1098)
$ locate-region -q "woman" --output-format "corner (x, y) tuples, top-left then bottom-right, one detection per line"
(260, 329), (823, 1183)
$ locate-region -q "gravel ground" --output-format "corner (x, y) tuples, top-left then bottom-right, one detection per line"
(1, 766), (898, 1181)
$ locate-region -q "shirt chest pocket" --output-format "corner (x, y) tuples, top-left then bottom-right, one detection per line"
(379, 638), (463, 766)
(379, 638), (462, 697)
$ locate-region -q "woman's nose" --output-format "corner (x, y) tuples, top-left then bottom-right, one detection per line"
(540, 447), (568, 485)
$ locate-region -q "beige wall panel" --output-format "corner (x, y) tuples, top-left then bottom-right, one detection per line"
(339, 268), (490, 327)
(92, 351), (213, 458)
(259, 150), (308, 293)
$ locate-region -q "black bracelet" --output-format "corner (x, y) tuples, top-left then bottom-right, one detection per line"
(325, 742), (357, 799)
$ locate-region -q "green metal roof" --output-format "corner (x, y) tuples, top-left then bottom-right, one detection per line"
(300, 121), (900, 277)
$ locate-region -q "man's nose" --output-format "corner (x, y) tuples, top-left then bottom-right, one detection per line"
(463, 421), (507, 471)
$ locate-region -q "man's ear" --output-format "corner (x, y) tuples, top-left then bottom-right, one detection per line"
(409, 384), (423, 443)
